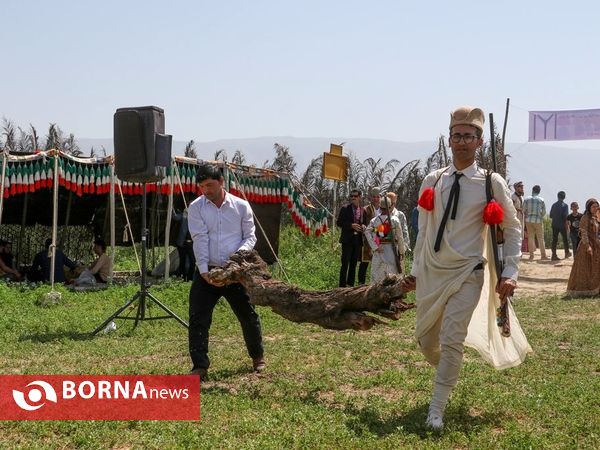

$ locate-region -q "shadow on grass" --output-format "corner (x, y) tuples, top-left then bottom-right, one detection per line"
(343, 403), (431, 438)
(19, 330), (95, 343)
(199, 367), (264, 395)
(343, 402), (504, 439)
(209, 366), (256, 380)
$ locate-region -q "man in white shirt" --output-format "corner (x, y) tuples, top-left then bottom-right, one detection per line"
(403, 106), (528, 431)
(187, 164), (265, 379)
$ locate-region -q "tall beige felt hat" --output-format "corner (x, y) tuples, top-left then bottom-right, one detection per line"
(380, 196), (393, 210)
(449, 105), (485, 132)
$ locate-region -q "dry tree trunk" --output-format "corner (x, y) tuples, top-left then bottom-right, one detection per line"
(208, 250), (414, 331)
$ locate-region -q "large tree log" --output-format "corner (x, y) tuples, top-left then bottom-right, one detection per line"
(208, 250), (414, 331)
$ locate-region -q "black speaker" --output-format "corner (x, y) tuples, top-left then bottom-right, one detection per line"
(114, 105), (172, 183)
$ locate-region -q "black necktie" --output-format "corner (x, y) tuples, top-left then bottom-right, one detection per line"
(434, 172), (463, 252)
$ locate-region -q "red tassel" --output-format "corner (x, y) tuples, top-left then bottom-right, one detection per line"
(483, 200), (504, 225)
(418, 187), (434, 211)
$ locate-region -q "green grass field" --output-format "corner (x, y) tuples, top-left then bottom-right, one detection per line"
(0, 226), (598, 449)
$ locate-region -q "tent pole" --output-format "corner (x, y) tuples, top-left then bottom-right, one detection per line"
(174, 163), (189, 210)
(332, 181), (337, 249)
(50, 150), (60, 290)
(149, 186), (159, 268)
(109, 165), (115, 284)
(164, 165), (174, 282)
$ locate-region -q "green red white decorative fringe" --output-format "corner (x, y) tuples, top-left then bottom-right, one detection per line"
(2, 152), (329, 237)
(226, 170), (328, 237)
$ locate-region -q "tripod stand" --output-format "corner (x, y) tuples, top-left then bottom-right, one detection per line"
(92, 183), (189, 335)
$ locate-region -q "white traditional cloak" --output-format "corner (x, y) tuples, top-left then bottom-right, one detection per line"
(413, 166), (532, 370)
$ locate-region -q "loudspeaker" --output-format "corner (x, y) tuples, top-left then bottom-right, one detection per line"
(114, 106), (172, 182)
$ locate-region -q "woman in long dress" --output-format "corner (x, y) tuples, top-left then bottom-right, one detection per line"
(566, 198), (600, 297)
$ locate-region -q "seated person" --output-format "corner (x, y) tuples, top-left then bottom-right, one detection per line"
(0, 240), (15, 269)
(89, 238), (111, 283)
(28, 238), (77, 283)
(73, 238), (111, 285)
(0, 239), (21, 281)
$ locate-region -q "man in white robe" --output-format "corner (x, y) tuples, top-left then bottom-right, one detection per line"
(402, 106), (531, 431)
(364, 196), (406, 282)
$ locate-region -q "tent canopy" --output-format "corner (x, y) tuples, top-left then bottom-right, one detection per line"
(0, 151), (329, 268)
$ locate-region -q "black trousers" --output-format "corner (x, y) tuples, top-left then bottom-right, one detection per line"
(551, 226), (570, 256)
(570, 231), (580, 255)
(339, 235), (362, 287)
(357, 261), (368, 284)
(188, 272), (264, 370)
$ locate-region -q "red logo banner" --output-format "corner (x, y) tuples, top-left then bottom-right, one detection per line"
(0, 375), (200, 420)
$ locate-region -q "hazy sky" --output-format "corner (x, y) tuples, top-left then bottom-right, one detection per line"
(2, 0), (599, 151)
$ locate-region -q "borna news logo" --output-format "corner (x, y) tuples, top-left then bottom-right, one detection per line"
(0, 375), (200, 420)
(12, 380), (58, 411)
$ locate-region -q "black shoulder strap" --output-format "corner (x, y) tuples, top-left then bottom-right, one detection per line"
(485, 170), (493, 203)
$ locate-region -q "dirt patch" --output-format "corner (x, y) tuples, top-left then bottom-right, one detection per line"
(516, 248), (572, 298)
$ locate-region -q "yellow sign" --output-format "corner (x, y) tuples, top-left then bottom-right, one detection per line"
(329, 144), (343, 155)
(322, 152), (348, 181)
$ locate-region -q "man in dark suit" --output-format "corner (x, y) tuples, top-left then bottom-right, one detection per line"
(336, 189), (364, 287)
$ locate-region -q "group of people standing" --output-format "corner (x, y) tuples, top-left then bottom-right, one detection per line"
(511, 183), (579, 262)
(511, 181), (600, 296)
(336, 188), (410, 286)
